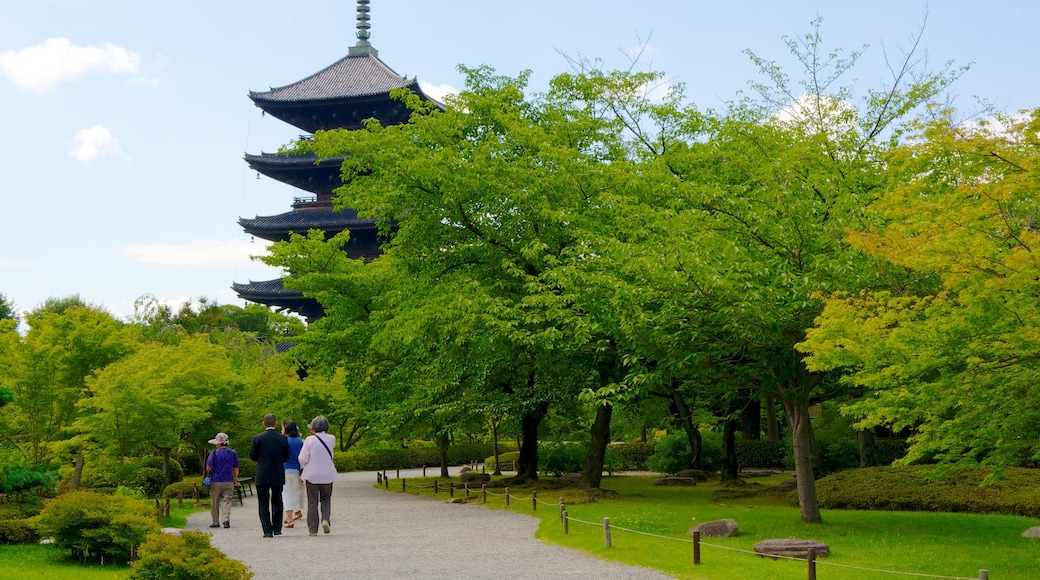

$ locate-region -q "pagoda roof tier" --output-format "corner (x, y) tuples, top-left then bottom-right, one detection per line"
(232, 279), (325, 323)
(239, 207), (384, 261)
(249, 52), (441, 133)
(245, 152), (344, 196)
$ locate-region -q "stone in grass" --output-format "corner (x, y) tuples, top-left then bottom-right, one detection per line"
(1022, 526), (1040, 538)
(674, 469), (710, 481)
(459, 471), (491, 484)
(754, 539), (830, 559)
(653, 476), (697, 486)
(689, 519), (738, 538)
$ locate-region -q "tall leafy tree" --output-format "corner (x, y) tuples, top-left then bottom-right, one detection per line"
(799, 109), (1040, 473)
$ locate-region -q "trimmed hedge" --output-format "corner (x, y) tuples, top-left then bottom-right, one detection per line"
(816, 465), (1040, 517)
(736, 439), (787, 469)
(0, 515), (41, 544)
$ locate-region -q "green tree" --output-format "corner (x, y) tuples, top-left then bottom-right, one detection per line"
(0, 292), (17, 323)
(799, 109), (1040, 473)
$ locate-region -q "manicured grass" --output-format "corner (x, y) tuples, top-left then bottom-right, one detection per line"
(390, 473), (1040, 579)
(0, 544), (130, 579)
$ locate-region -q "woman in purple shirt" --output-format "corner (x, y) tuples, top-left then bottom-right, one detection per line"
(205, 432), (240, 528)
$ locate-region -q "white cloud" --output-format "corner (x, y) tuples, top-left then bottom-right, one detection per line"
(125, 76), (160, 88)
(0, 37), (141, 94)
(420, 81), (457, 104)
(122, 238), (273, 266)
(69, 125), (128, 162)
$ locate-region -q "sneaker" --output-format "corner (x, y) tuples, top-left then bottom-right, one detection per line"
(309, 532), (318, 537)
(322, 520), (330, 534)
(209, 524), (220, 528)
(223, 522), (230, 528)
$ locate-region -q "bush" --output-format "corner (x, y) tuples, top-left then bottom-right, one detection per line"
(816, 434), (859, 476)
(0, 464), (57, 494)
(136, 457), (184, 484)
(236, 458), (256, 479)
(38, 490), (160, 564)
(334, 443), (500, 473)
(130, 530), (253, 580)
(125, 468), (167, 498)
(736, 439), (787, 469)
(871, 438), (909, 466)
(609, 442), (655, 470)
(162, 481), (205, 500)
(646, 431), (693, 475)
(538, 442), (585, 477)
(816, 465), (1040, 517)
(0, 515), (41, 544)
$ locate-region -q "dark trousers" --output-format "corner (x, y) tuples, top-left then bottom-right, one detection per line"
(306, 481), (334, 534)
(257, 484), (284, 535)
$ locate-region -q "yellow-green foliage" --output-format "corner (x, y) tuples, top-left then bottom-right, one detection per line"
(38, 490), (160, 564)
(484, 451), (520, 471)
(130, 530), (253, 580)
(0, 515), (41, 544)
(816, 465), (1040, 516)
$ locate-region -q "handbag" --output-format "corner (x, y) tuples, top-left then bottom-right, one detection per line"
(202, 474), (212, 490)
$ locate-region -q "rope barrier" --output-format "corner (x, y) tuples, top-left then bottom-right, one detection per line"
(379, 471), (984, 580)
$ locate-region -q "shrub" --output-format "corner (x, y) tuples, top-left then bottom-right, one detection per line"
(125, 468), (167, 498)
(130, 530), (253, 580)
(162, 481), (205, 500)
(609, 442), (655, 470)
(38, 490), (160, 564)
(79, 454), (122, 489)
(736, 439), (787, 469)
(0, 515), (41, 544)
(646, 431), (693, 475)
(816, 465), (1040, 517)
(136, 457), (184, 484)
(236, 458), (256, 479)
(334, 443), (500, 473)
(0, 464), (57, 494)
(871, 438), (909, 466)
(816, 434), (859, 476)
(539, 442), (585, 477)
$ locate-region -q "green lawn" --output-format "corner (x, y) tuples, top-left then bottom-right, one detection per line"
(392, 473), (1040, 580)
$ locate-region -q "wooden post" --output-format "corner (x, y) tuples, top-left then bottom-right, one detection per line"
(384, 475), (389, 489)
(604, 517), (611, 547)
(693, 531), (701, 564)
(559, 497), (565, 523)
(807, 548), (816, 580)
(532, 490), (537, 511)
(505, 486), (510, 506)
(979, 571), (989, 580)
(465, 483), (470, 498)
(154, 498), (162, 524)
(177, 489), (183, 508)
(434, 480), (439, 494)
(164, 498), (171, 518)
(423, 464), (427, 477)
(377, 472), (382, 484)
(563, 510), (569, 534)
(482, 484), (487, 503)
(402, 478), (406, 492)
(396, 468), (400, 479)
(449, 482), (455, 498)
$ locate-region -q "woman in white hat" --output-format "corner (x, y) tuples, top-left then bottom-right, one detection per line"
(205, 432), (240, 528)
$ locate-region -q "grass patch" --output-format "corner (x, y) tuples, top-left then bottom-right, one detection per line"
(388, 472), (1040, 579)
(0, 544), (130, 579)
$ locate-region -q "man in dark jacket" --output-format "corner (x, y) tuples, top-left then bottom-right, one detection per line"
(250, 413), (290, 537)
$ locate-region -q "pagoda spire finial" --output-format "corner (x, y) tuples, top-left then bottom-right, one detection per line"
(349, 0), (378, 56)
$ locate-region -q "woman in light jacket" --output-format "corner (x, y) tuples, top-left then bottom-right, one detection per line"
(298, 415), (337, 536)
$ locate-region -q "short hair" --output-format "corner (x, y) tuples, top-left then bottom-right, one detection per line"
(309, 415), (329, 433)
(263, 413), (277, 427)
(282, 420), (300, 438)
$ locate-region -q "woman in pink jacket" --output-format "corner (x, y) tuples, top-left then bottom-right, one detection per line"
(298, 415), (338, 536)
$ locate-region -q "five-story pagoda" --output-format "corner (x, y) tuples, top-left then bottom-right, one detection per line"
(233, 0), (441, 322)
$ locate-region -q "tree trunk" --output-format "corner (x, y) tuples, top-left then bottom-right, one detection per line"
(70, 450), (84, 490)
(765, 393), (780, 441)
(513, 403), (548, 483)
(720, 400), (740, 481)
(858, 428), (875, 468)
(669, 381), (703, 470)
(436, 433), (450, 479)
(741, 396), (761, 440)
(160, 448), (171, 484)
(782, 396), (822, 523)
(578, 403), (612, 488)
(491, 418), (502, 476)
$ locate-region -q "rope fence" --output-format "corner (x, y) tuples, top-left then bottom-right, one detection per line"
(376, 469), (990, 580)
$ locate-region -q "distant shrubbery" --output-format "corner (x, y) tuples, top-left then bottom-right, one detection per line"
(816, 465), (1040, 517)
(334, 443), (500, 472)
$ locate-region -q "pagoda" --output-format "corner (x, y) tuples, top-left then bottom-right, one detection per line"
(233, 0), (442, 322)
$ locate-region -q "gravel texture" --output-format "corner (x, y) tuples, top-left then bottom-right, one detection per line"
(186, 467), (673, 579)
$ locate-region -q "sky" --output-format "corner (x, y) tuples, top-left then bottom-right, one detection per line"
(2, 0), (1038, 322)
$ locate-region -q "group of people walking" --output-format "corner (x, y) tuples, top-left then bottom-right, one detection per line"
(203, 413), (339, 537)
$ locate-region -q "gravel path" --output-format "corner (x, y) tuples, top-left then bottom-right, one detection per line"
(186, 467), (672, 579)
